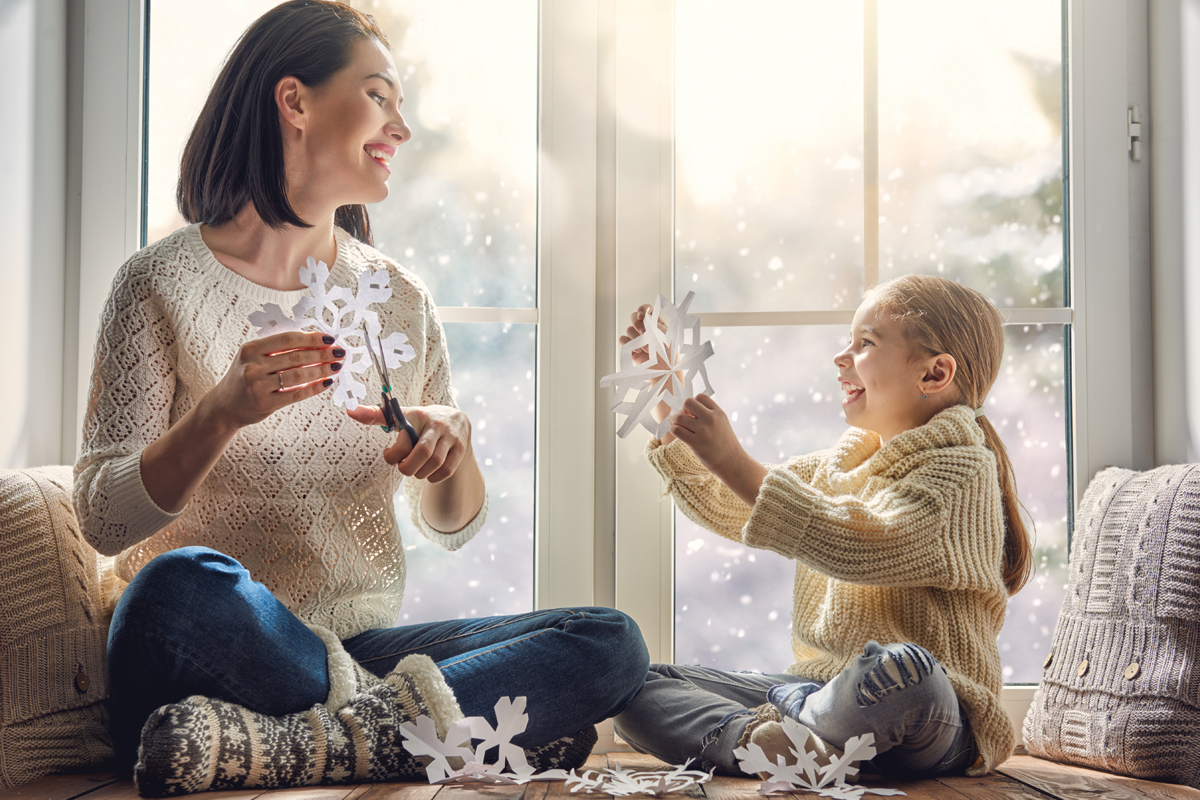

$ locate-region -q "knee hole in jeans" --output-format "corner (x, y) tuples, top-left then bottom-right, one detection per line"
(855, 643), (940, 708)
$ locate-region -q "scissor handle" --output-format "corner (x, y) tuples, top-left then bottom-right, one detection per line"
(390, 397), (420, 446)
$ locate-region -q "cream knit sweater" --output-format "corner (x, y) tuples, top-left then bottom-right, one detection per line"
(74, 224), (486, 640)
(647, 405), (1012, 776)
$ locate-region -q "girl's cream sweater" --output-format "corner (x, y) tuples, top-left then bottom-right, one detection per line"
(647, 405), (1012, 775)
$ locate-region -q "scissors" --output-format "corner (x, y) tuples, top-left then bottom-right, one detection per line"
(361, 323), (420, 447)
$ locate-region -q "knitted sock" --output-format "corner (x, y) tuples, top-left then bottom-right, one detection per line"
(523, 725), (598, 772)
(135, 653), (463, 797)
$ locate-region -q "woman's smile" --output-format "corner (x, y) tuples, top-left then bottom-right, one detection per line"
(364, 143), (395, 173)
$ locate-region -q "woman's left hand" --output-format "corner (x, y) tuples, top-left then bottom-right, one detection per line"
(347, 404), (473, 483)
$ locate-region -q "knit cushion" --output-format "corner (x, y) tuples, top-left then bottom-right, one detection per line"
(0, 466), (115, 789)
(1022, 463), (1200, 786)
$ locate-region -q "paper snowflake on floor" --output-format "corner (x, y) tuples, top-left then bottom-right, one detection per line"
(247, 257), (416, 410)
(600, 291), (715, 438)
(733, 724), (905, 799)
(565, 761), (712, 796)
(401, 696), (570, 785)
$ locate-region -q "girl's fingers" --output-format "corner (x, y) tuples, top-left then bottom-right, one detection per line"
(694, 393), (719, 410)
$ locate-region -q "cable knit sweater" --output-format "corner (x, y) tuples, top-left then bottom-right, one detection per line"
(647, 405), (1012, 776)
(73, 224), (487, 640)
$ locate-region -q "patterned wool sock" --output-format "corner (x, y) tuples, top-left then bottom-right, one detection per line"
(523, 725), (599, 772)
(135, 654), (463, 797)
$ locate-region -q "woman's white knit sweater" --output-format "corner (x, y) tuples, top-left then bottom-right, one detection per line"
(647, 405), (1012, 776)
(73, 224), (486, 639)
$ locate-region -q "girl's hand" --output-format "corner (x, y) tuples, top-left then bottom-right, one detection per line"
(619, 304), (666, 366)
(348, 404), (473, 483)
(671, 394), (768, 506)
(209, 331), (344, 431)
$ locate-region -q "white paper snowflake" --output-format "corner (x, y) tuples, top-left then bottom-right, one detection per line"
(599, 291), (715, 439)
(247, 257), (417, 410)
(397, 715), (475, 783)
(733, 726), (905, 799)
(565, 760), (712, 796)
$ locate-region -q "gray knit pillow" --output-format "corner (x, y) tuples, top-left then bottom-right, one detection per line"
(0, 466), (115, 789)
(1023, 463), (1200, 786)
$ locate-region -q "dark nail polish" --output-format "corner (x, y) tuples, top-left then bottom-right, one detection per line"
(322, 335), (335, 345)
(331, 361), (343, 372)
(332, 347), (346, 358)
(323, 378), (334, 387)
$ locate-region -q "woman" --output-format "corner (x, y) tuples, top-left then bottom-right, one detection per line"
(74, 2), (647, 793)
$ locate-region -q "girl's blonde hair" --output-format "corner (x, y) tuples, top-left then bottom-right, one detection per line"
(865, 274), (1033, 596)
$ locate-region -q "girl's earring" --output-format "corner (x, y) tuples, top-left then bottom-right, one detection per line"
(921, 391), (928, 400)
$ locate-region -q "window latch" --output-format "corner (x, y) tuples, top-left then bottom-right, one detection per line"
(1128, 105), (1143, 162)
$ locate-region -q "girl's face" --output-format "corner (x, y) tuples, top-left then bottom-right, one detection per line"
(833, 298), (943, 442)
(294, 37), (411, 208)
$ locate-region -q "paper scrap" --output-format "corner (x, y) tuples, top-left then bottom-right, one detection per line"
(248, 257), (416, 410)
(600, 291), (715, 438)
(565, 760), (712, 796)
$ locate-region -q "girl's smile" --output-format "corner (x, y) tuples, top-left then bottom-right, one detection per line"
(833, 298), (959, 443)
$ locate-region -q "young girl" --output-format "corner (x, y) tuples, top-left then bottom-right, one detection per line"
(612, 274), (1031, 779)
(77, 2), (646, 794)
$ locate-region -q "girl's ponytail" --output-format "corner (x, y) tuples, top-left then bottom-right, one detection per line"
(977, 416), (1034, 595)
(867, 274), (1034, 596)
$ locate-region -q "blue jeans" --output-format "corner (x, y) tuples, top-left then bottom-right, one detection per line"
(107, 547), (649, 769)
(613, 642), (975, 778)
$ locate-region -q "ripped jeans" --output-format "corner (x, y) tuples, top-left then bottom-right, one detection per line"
(612, 642), (975, 778)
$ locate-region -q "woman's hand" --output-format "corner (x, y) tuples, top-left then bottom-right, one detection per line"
(208, 331), (344, 432)
(670, 394), (768, 507)
(347, 403), (472, 483)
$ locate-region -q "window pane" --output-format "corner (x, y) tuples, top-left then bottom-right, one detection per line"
(352, 1), (537, 309)
(675, 2), (865, 313)
(147, 0), (539, 311)
(994, 324), (1069, 683)
(673, 324), (1071, 682)
(146, 0), (276, 244)
(397, 322), (535, 622)
(674, 325), (848, 671)
(878, 0), (1064, 308)
(146, 2), (539, 623)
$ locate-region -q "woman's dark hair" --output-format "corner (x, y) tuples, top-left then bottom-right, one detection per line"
(178, 0), (390, 244)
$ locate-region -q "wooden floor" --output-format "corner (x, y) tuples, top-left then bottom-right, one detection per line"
(5, 752), (1200, 800)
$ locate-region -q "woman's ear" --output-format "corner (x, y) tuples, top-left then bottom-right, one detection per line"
(920, 353), (957, 396)
(275, 76), (307, 132)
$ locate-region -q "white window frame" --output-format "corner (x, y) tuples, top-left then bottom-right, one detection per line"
(68, 0), (1150, 747)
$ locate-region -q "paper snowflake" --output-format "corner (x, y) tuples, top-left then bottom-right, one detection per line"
(599, 291), (715, 439)
(565, 761), (712, 796)
(733, 726), (905, 799)
(247, 257), (417, 410)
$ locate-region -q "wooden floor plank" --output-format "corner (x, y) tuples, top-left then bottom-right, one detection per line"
(353, 783), (442, 800)
(0, 773), (121, 800)
(936, 771), (1057, 800)
(998, 754), (1200, 800)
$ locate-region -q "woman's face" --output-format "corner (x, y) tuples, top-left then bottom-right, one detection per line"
(295, 37), (410, 208)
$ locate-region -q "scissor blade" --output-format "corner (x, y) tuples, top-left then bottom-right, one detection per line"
(360, 323), (390, 385)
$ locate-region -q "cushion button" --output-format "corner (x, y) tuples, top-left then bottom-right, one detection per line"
(74, 670), (90, 693)
(1124, 662), (1141, 680)
(1077, 659), (1089, 677)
